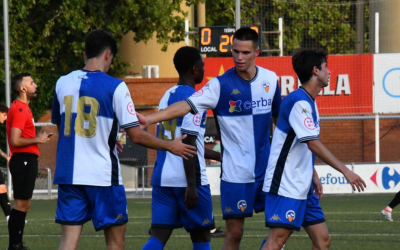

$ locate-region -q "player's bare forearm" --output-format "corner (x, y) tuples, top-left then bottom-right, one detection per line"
(146, 101), (192, 125)
(126, 126), (196, 160)
(182, 134), (198, 209)
(272, 116), (279, 126)
(313, 168), (323, 199)
(307, 140), (348, 174)
(205, 148), (221, 162)
(307, 139), (366, 191)
(10, 127), (50, 147)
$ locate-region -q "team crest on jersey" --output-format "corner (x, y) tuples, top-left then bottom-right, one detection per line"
(286, 210), (295, 222)
(304, 117), (315, 130)
(202, 218), (211, 225)
(262, 81), (270, 92)
(229, 100), (242, 113)
(237, 200), (247, 212)
(193, 113), (202, 126)
(231, 89), (241, 95)
(224, 206), (233, 213)
(127, 102), (136, 115)
(270, 214), (281, 221)
(192, 89), (204, 97)
(115, 214), (125, 221)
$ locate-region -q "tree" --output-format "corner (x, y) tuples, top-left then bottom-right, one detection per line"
(0, 0), (203, 118)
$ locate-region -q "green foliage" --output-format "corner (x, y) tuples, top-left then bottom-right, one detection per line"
(0, 0), (203, 120)
(205, 0), (260, 27)
(265, 0), (367, 55)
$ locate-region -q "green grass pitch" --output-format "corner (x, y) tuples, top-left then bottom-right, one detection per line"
(0, 194), (399, 249)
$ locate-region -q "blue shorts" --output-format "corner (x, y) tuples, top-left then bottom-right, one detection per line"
(265, 192), (325, 231)
(151, 185), (213, 232)
(221, 180), (265, 219)
(56, 185), (128, 231)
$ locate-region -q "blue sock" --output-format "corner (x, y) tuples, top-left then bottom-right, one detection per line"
(193, 242), (211, 250)
(260, 239), (266, 250)
(142, 237), (164, 250)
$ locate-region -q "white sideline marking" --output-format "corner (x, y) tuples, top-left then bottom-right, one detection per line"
(1, 233), (400, 238)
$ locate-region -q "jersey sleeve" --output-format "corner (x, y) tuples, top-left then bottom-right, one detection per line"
(10, 107), (28, 130)
(113, 82), (139, 129)
(186, 77), (221, 114)
(51, 86), (61, 125)
(180, 112), (202, 136)
(272, 80), (282, 118)
(288, 101), (319, 143)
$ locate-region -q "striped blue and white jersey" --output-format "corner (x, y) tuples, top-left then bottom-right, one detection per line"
(263, 87), (320, 200)
(187, 66), (281, 183)
(151, 85), (208, 187)
(51, 70), (139, 186)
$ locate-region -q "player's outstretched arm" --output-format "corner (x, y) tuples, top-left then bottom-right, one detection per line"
(143, 101), (192, 128)
(307, 139), (366, 192)
(204, 148), (221, 162)
(182, 134), (198, 209)
(126, 126), (196, 160)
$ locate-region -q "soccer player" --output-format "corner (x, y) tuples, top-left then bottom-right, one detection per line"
(142, 46), (220, 250)
(0, 103), (11, 222)
(138, 27), (282, 249)
(7, 73), (51, 250)
(381, 191), (400, 221)
(51, 29), (196, 250)
(262, 49), (366, 250)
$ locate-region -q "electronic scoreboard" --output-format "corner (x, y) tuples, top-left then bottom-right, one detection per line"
(199, 26), (260, 54)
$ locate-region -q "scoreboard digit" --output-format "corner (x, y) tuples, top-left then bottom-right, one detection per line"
(199, 26), (260, 54)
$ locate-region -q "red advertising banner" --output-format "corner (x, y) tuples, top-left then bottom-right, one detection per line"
(197, 54), (373, 115)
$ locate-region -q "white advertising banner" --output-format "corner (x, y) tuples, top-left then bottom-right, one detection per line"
(373, 53), (400, 113)
(353, 163), (400, 193)
(206, 166), (221, 195)
(206, 163), (400, 196)
(315, 165), (353, 194)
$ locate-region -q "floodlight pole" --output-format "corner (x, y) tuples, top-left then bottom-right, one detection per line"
(235, 0), (240, 30)
(374, 12), (380, 163)
(3, 0), (12, 199)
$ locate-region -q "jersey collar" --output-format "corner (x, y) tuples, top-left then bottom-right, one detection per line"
(299, 86), (315, 101)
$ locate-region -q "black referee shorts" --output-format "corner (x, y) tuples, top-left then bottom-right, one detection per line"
(9, 153), (38, 200)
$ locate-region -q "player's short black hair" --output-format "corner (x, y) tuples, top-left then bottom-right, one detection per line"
(233, 28), (259, 49)
(292, 49), (328, 84)
(0, 103), (8, 113)
(85, 29), (118, 59)
(11, 73), (31, 94)
(173, 46), (202, 75)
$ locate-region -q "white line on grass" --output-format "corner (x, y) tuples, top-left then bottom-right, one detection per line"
(2, 233), (400, 238)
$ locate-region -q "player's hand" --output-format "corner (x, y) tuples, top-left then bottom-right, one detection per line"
(116, 139), (123, 154)
(184, 185), (198, 209)
(344, 170), (366, 192)
(37, 133), (50, 144)
(137, 113), (148, 129)
(313, 173), (323, 199)
(169, 134), (197, 160)
(6, 156), (10, 162)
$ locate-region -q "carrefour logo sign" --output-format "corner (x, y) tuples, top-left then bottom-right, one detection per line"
(370, 166), (400, 190)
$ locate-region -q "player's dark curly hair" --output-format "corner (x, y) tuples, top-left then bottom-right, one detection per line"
(85, 29), (118, 59)
(11, 72), (31, 94)
(292, 49), (328, 84)
(173, 46), (202, 75)
(0, 103), (8, 113)
(233, 27), (259, 49)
